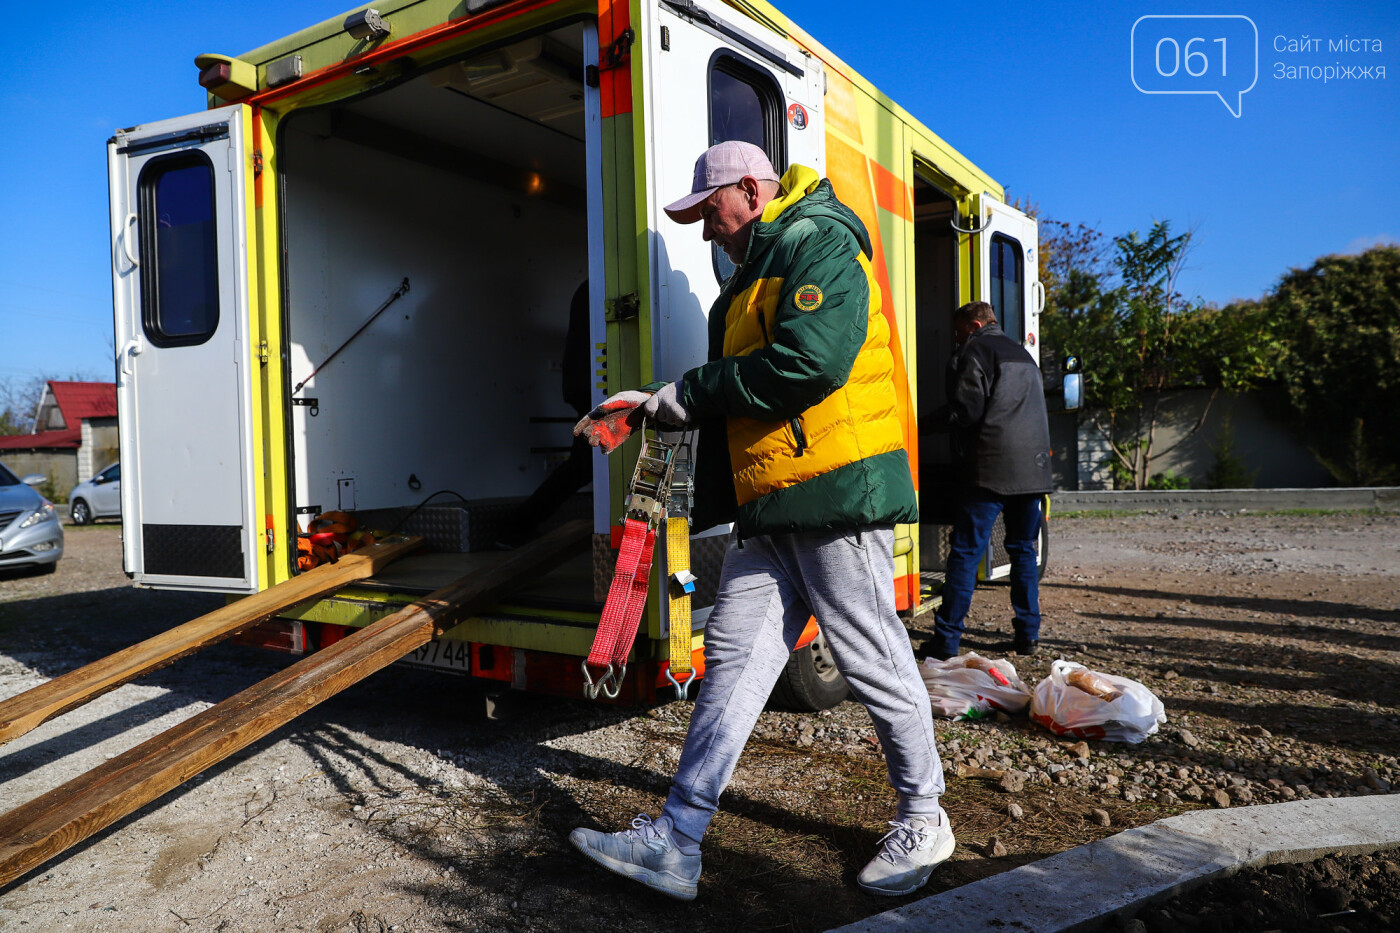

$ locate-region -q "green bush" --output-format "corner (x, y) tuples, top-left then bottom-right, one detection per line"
(1147, 470), (1191, 490)
(1201, 421), (1257, 489)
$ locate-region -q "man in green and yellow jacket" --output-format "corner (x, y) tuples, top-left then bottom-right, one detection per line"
(571, 142), (952, 900)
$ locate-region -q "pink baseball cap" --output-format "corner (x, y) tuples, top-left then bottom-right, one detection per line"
(664, 140), (780, 224)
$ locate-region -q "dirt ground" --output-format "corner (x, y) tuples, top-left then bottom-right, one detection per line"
(0, 511), (1397, 933)
(1125, 846), (1400, 932)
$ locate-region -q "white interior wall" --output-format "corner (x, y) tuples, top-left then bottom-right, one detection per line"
(282, 107), (587, 517)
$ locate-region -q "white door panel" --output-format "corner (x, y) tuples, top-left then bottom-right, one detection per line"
(646, 0), (823, 387)
(108, 106), (259, 592)
(974, 195), (1040, 361)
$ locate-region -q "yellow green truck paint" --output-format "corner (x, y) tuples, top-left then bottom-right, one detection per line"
(207, 0), (1011, 662)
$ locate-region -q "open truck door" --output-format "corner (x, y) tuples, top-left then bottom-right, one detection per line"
(108, 106), (261, 592)
(973, 194), (1041, 360)
(647, 0), (824, 384)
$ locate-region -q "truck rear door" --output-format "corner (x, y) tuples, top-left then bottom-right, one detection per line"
(975, 195), (1042, 361)
(107, 106), (261, 592)
(646, 0), (824, 382)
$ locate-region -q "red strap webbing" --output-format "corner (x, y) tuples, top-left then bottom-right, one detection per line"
(586, 517), (657, 680)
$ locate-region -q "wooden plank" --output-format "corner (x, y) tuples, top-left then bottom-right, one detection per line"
(0, 519), (590, 889)
(0, 535), (424, 747)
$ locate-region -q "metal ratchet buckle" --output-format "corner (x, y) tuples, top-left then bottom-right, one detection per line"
(665, 667), (695, 701)
(624, 434), (681, 530)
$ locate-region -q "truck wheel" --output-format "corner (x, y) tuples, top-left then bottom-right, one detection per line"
(769, 630), (849, 711)
(70, 499), (92, 526)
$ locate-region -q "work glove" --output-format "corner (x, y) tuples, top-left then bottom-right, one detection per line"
(574, 390), (651, 454)
(639, 382), (691, 429)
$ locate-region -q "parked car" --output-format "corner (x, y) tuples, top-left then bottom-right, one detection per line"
(69, 462), (121, 525)
(0, 462), (64, 574)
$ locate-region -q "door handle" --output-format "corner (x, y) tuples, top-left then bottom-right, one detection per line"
(121, 213), (139, 268)
(120, 336), (145, 376)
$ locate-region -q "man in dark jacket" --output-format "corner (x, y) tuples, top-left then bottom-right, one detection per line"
(927, 300), (1052, 660)
(569, 142), (950, 901)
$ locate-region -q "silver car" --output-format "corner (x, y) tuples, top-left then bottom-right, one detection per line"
(0, 462), (64, 574)
(68, 461), (122, 525)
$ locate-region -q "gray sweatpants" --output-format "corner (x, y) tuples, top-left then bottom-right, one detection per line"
(662, 525), (945, 843)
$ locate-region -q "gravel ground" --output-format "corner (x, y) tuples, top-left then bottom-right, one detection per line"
(0, 512), (1397, 932)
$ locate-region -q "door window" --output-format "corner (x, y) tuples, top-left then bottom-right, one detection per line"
(138, 152), (220, 347)
(708, 54), (783, 282)
(989, 232), (1024, 338)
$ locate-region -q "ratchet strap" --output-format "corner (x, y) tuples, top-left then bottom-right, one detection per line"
(665, 514), (696, 698)
(582, 517), (657, 698)
(582, 435), (680, 700)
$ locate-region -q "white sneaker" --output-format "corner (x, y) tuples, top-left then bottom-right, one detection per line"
(569, 814), (701, 901)
(857, 810), (956, 896)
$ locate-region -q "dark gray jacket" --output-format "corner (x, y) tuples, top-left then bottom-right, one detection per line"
(933, 321), (1052, 496)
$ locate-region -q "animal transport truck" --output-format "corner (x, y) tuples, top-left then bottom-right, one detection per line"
(107, 0), (1076, 710)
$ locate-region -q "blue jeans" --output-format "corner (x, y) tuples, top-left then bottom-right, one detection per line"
(928, 489), (1043, 659)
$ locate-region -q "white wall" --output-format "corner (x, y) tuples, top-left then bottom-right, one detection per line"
(282, 116), (587, 517)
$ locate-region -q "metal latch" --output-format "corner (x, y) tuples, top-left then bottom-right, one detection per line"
(605, 293), (640, 322)
(292, 397), (319, 417)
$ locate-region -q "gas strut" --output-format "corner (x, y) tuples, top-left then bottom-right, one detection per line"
(293, 277), (411, 395)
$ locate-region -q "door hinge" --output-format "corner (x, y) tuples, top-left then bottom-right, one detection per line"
(256, 339), (270, 363)
(605, 293), (640, 322)
(252, 149), (264, 177)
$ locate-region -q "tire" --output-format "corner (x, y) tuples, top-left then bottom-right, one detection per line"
(769, 630), (849, 711)
(71, 499), (92, 526)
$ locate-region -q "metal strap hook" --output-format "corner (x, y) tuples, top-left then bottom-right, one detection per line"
(601, 663), (626, 700)
(581, 660), (613, 700)
(665, 667), (694, 701)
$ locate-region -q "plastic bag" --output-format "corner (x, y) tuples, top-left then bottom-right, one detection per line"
(1030, 660), (1166, 743)
(920, 652), (1032, 719)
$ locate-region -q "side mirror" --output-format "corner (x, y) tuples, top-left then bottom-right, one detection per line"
(20, 474), (45, 487)
(1062, 373), (1082, 412)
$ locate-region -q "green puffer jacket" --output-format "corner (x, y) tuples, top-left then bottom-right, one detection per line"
(677, 166), (918, 537)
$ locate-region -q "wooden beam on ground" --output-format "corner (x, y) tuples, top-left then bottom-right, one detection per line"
(0, 535), (424, 747)
(0, 519), (590, 889)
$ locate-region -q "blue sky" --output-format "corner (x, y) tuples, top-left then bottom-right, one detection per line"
(0, 0), (1395, 383)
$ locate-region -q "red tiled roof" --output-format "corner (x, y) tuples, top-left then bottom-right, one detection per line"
(0, 428), (81, 450)
(50, 381), (117, 421)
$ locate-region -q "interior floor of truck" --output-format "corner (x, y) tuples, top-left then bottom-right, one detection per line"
(357, 494), (597, 609)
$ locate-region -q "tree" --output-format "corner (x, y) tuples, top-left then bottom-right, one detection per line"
(1266, 245), (1400, 485)
(0, 376), (46, 436)
(1042, 221), (1276, 489)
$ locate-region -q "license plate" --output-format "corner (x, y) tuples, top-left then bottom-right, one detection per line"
(401, 637), (471, 674)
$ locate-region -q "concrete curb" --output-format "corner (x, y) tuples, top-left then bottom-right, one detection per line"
(1051, 486), (1400, 514)
(827, 796), (1400, 933)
